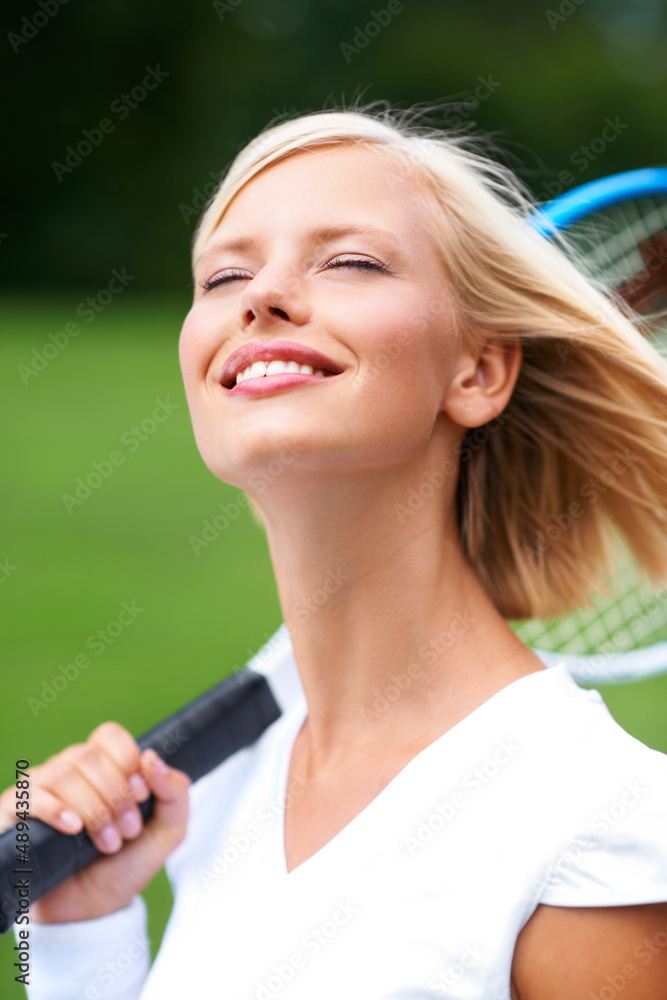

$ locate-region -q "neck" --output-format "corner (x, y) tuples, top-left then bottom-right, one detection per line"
(253, 456), (540, 772)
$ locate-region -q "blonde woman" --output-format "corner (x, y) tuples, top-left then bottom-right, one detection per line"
(5, 105), (667, 999)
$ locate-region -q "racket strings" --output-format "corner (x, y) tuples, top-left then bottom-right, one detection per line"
(568, 197), (667, 282)
(566, 197), (667, 328)
(511, 190), (667, 681)
(515, 558), (667, 651)
(513, 551), (667, 681)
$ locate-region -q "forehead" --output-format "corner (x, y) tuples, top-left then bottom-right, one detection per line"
(209, 143), (432, 245)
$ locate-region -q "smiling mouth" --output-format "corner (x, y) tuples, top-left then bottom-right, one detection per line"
(234, 359), (335, 386)
(220, 357), (340, 391)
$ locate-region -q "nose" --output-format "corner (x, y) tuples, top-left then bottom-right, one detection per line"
(239, 265), (310, 333)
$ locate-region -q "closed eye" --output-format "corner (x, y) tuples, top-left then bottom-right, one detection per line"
(323, 256), (390, 273)
(199, 256), (390, 292)
(200, 269), (251, 292)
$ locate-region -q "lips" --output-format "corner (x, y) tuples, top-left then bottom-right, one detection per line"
(219, 339), (344, 391)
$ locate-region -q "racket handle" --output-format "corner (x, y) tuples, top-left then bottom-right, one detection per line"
(0, 668), (281, 934)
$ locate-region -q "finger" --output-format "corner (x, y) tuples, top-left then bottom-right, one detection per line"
(72, 755), (192, 919)
(138, 750), (191, 852)
(87, 722), (150, 802)
(22, 786), (84, 835)
(61, 742), (144, 842)
(39, 754), (124, 853)
(0, 767), (47, 832)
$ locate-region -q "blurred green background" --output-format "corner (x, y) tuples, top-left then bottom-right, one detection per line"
(3, 0), (667, 994)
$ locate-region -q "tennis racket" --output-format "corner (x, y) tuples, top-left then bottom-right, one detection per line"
(0, 626), (299, 933)
(519, 167), (667, 682)
(3, 167), (666, 933)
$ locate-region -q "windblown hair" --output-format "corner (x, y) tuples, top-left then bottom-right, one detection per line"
(191, 102), (667, 621)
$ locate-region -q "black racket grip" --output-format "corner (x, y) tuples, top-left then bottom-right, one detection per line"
(0, 667), (281, 934)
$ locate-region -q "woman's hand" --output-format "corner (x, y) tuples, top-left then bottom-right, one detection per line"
(0, 722), (191, 924)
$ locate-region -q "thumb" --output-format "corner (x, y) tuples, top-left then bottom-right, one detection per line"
(68, 749), (193, 915)
(138, 748), (192, 851)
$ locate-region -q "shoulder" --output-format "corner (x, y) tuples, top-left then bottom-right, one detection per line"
(509, 668), (667, 996)
(514, 665), (667, 820)
(526, 696), (667, 914)
(511, 900), (667, 1000)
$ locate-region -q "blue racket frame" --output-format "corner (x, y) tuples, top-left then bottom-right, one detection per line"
(530, 166), (667, 235)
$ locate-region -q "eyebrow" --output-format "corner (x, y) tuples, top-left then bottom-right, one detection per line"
(306, 224), (406, 249)
(198, 224), (409, 263)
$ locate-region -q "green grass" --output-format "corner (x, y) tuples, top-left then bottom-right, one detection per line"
(1, 296), (666, 996)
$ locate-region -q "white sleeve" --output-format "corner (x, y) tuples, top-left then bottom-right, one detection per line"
(17, 894), (150, 1000)
(539, 747), (667, 908)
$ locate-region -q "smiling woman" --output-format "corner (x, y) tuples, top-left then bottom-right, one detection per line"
(6, 104), (667, 1000)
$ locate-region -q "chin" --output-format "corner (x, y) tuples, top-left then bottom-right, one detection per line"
(193, 424), (308, 493)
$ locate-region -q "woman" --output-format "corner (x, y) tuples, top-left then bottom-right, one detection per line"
(5, 105), (667, 999)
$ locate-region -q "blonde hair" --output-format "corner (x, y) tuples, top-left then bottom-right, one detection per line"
(191, 103), (667, 621)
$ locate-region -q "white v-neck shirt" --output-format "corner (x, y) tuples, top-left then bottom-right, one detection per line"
(22, 662), (667, 999)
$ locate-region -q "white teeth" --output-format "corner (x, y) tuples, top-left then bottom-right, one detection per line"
(234, 358), (332, 386)
(266, 360), (290, 376)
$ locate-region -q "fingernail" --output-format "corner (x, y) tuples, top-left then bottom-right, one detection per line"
(129, 774), (150, 799)
(118, 810), (142, 838)
(98, 825), (122, 851)
(59, 809), (82, 832)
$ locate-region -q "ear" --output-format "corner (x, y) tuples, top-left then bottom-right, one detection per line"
(441, 333), (522, 428)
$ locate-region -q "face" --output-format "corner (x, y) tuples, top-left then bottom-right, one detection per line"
(179, 144), (464, 498)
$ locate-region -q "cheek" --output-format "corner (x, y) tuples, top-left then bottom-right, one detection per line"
(177, 311), (221, 454)
(178, 310), (197, 390)
(351, 293), (457, 405)
(178, 306), (227, 408)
